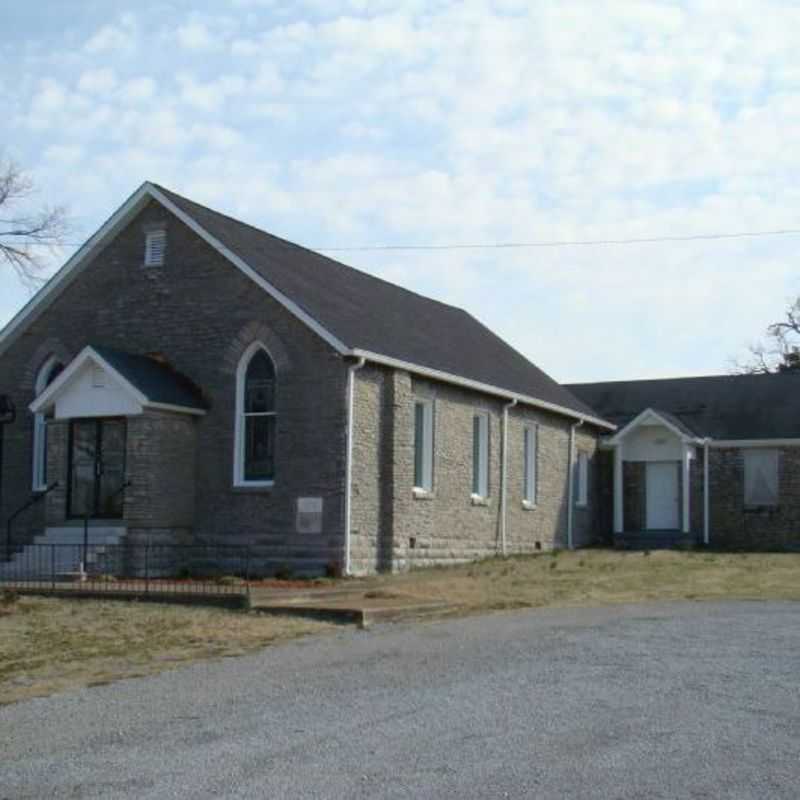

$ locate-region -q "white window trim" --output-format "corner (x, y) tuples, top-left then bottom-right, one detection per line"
(413, 398), (434, 492)
(472, 412), (489, 499)
(32, 355), (62, 491)
(144, 228), (167, 267)
(575, 450), (589, 507)
(743, 448), (779, 507)
(233, 341), (276, 488)
(523, 425), (538, 507)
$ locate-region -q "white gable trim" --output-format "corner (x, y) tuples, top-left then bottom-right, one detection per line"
(29, 346), (205, 416)
(145, 185), (350, 355)
(0, 182), (350, 358)
(607, 407), (701, 445)
(0, 182), (614, 430)
(711, 438), (800, 448)
(0, 184), (153, 357)
(351, 349), (616, 430)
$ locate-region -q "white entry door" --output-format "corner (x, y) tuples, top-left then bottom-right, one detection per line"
(645, 461), (680, 530)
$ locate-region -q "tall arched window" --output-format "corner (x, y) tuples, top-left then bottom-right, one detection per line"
(234, 343), (276, 486)
(32, 355), (64, 490)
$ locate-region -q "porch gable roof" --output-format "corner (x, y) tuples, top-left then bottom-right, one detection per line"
(30, 345), (206, 417)
(606, 407), (704, 446)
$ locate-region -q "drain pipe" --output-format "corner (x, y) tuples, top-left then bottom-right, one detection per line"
(343, 356), (366, 576)
(703, 438), (711, 546)
(500, 398), (518, 556)
(566, 419), (584, 550)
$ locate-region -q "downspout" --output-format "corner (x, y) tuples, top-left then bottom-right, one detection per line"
(343, 356), (366, 576)
(703, 438), (711, 546)
(500, 397), (518, 556)
(566, 419), (584, 550)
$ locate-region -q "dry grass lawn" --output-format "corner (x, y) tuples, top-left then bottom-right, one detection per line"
(3, 550), (799, 706)
(355, 549), (800, 612)
(0, 595), (335, 706)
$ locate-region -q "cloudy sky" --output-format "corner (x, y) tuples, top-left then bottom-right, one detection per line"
(3, 0), (799, 382)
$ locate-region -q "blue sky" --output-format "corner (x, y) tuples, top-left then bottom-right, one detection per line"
(3, 0), (799, 382)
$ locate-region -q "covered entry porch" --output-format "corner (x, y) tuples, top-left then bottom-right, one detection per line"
(28, 345), (205, 546)
(607, 409), (709, 547)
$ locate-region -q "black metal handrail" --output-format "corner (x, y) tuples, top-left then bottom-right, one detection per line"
(81, 479), (131, 571)
(5, 482), (59, 560)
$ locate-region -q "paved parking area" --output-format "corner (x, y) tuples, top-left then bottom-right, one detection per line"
(2, 601), (798, 799)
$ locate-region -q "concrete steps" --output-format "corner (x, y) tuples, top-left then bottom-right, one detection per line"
(0, 526), (126, 580)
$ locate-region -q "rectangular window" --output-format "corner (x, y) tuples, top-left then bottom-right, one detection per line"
(523, 426), (538, 505)
(144, 229), (167, 267)
(413, 400), (433, 491)
(472, 413), (489, 497)
(744, 449), (779, 506)
(575, 451), (588, 507)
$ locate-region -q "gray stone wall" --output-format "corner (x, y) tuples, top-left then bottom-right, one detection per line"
(350, 368), (605, 574)
(0, 199), (348, 573)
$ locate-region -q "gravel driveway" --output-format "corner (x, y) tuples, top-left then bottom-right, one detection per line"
(2, 601), (798, 799)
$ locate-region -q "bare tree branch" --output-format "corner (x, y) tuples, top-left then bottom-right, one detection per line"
(0, 157), (70, 289)
(734, 297), (800, 374)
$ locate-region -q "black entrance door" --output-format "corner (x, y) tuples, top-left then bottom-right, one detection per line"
(68, 418), (127, 518)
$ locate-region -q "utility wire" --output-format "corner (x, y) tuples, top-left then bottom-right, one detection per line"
(15, 226), (800, 252)
(312, 228), (800, 252)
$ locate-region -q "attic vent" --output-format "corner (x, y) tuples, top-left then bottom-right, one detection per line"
(144, 229), (167, 267)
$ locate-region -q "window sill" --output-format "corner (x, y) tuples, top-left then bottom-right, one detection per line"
(412, 487), (435, 500)
(471, 494), (491, 507)
(522, 500), (537, 511)
(575, 502), (588, 509)
(232, 481), (275, 493)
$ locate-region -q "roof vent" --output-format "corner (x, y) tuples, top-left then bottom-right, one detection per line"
(144, 229), (167, 267)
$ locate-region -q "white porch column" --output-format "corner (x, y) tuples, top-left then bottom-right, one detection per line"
(681, 444), (691, 534)
(613, 443), (624, 534)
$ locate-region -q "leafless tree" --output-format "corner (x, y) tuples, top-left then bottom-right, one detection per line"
(736, 297), (800, 374)
(0, 158), (69, 288)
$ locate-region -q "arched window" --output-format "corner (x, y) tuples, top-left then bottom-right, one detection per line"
(32, 355), (64, 490)
(234, 344), (276, 485)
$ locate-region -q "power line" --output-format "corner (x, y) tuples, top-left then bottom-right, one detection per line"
(14, 226), (800, 252)
(312, 228), (800, 252)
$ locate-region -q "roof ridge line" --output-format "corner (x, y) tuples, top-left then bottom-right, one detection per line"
(150, 182), (474, 317)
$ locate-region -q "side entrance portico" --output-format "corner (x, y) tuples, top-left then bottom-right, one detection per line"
(606, 409), (707, 546)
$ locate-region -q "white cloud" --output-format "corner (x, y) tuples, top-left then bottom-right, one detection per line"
(4, 0), (800, 382)
(119, 77), (156, 103)
(84, 20), (136, 54)
(176, 21), (216, 51)
(77, 68), (117, 94)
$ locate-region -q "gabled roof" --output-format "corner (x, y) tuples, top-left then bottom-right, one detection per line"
(30, 345), (206, 416)
(2, 182), (612, 429)
(567, 372), (800, 440)
(606, 407), (703, 445)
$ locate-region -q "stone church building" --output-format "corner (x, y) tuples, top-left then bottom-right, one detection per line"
(0, 183), (796, 576)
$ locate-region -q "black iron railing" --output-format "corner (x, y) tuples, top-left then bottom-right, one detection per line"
(5, 482), (59, 560)
(0, 543), (251, 600)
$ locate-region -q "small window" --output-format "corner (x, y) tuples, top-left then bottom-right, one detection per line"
(523, 425), (538, 505)
(413, 400), (434, 491)
(472, 413), (489, 498)
(91, 366), (105, 388)
(744, 449), (778, 507)
(575, 450), (589, 507)
(144, 229), (167, 267)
